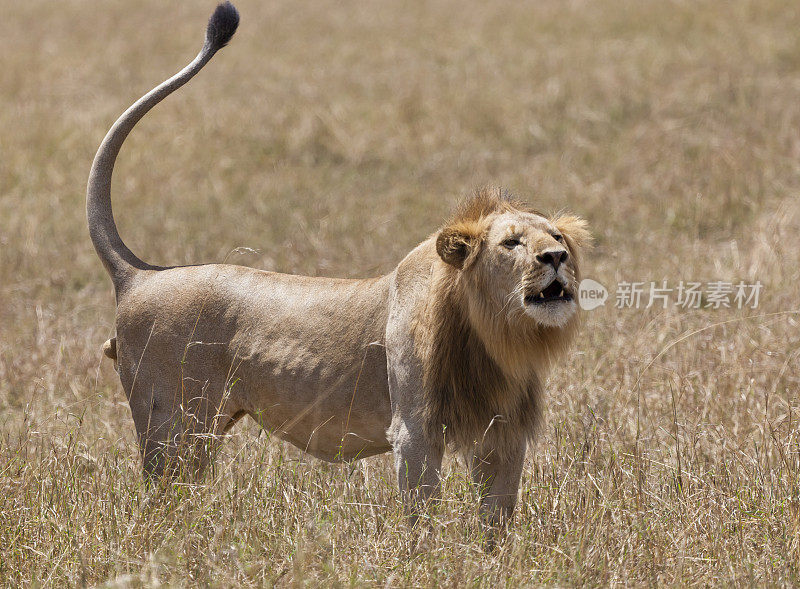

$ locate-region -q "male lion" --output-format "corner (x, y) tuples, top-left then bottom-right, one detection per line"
(88, 2), (590, 528)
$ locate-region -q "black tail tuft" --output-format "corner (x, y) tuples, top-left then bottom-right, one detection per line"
(205, 2), (239, 51)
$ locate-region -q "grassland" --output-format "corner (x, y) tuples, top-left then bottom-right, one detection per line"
(1, 0), (800, 585)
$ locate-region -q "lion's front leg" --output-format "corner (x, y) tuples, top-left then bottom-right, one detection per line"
(390, 419), (444, 526)
(469, 439), (526, 535)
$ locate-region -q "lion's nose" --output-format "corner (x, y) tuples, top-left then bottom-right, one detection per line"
(537, 248), (568, 270)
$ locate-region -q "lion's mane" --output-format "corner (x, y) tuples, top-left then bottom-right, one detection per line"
(415, 189), (587, 456)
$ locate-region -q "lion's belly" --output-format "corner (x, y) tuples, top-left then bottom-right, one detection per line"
(223, 270), (394, 461)
(235, 337), (393, 461)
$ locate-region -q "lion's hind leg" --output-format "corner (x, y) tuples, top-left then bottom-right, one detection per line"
(120, 365), (243, 483)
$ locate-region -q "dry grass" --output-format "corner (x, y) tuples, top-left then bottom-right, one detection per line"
(2, 0), (800, 585)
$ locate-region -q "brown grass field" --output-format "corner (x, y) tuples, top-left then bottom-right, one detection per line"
(2, 0), (800, 585)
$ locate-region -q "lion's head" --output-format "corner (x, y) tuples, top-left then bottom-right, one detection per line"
(436, 188), (590, 331)
(418, 188), (590, 453)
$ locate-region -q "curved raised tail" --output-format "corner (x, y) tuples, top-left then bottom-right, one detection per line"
(87, 2), (239, 294)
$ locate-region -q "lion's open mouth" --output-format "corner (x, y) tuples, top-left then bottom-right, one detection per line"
(525, 280), (573, 305)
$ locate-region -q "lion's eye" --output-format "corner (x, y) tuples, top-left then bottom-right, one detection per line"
(501, 238), (522, 249)
(552, 233), (564, 242)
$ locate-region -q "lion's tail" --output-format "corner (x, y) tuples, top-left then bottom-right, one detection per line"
(86, 2), (239, 294)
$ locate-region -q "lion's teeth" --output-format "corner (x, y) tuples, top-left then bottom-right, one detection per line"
(538, 292), (544, 299)
(559, 289), (564, 297)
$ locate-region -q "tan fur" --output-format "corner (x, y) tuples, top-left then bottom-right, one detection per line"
(86, 7), (589, 530)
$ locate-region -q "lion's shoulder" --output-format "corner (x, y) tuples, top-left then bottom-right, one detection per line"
(387, 237), (439, 314)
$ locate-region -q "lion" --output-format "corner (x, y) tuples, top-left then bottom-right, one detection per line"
(87, 2), (590, 529)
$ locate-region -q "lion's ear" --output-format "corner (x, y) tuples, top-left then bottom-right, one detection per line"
(552, 215), (592, 253)
(436, 221), (484, 270)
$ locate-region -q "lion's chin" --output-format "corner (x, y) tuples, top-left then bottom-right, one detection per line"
(521, 298), (577, 328)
